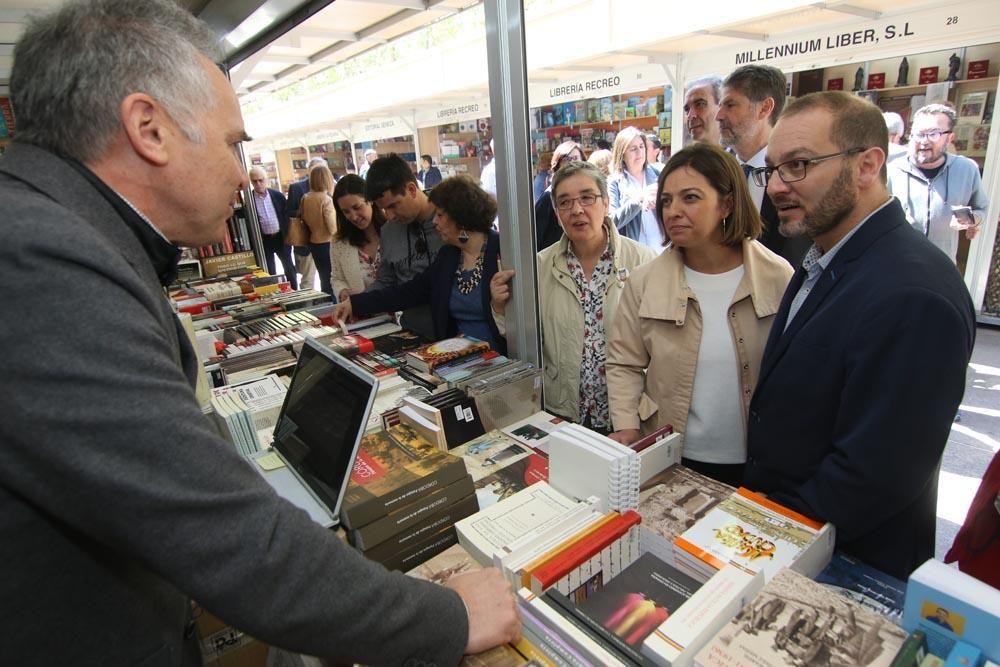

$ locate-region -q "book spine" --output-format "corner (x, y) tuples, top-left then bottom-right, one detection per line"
(532, 512), (641, 592)
(518, 589), (632, 666)
(519, 598), (592, 667)
(378, 526), (458, 572)
(518, 513), (619, 589)
(340, 457), (468, 529)
(350, 477), (476, 552)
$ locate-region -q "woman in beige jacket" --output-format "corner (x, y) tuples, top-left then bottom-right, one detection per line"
(606, 143), (792, 486)
(491, 161), (656, 431)
(299, 164), (337, 295)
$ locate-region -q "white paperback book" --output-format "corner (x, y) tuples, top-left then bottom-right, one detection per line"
(455, 481), (589, 565)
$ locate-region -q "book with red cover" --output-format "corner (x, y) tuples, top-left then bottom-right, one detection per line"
(529, 511), (642, 593)
(628, 424), (674, 453)
(328, 334), (375, 357)
(339, 425), (469, 529)
(404, 335), (491, 372)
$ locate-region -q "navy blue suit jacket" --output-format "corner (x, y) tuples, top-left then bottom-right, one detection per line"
(351, 230), (506, 355)
(744, 198), (975, 580)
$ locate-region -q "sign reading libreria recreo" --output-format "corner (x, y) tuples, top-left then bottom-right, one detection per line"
(415, 100), (490, 129)
(529, 64), (668, 107)
(685, 1), (999, 77)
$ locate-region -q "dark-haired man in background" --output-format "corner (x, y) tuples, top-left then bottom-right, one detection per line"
(719, 64), (810, 266)
(364, 154), (443, 338)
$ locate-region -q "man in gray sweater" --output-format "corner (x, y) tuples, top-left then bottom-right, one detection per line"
(0, 1), (518, 665)
(888, 103), (989, 264)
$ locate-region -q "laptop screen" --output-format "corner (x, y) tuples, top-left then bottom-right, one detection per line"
(271, 338), (378, 515)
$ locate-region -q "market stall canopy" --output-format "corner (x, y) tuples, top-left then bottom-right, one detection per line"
(236, 0), (950, 147)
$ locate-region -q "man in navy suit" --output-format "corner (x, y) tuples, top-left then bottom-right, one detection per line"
(249, 166), (296, 288)
(744, 91), (975, 580)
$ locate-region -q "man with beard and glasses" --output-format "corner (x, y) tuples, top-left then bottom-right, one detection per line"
(718, 65), (811, 267)
(888, 103), (989, 264)
(743, 91), (975, 580)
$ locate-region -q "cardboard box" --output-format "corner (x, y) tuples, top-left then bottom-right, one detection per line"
(193, 604), (268, 667)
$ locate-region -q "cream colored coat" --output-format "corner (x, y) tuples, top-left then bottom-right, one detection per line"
(299, 191), (337, 244)
(330, 237), (373, 299)
(537, 224), (657, 422)
(606, 238), (792, 436)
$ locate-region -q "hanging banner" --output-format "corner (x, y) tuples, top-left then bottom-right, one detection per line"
(350, 116), (411, 142)
(528, 63), (668, 107)
(684, 1), (1000, 77)
(415, 100), (491, 128)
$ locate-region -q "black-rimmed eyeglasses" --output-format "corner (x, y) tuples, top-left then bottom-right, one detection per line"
(751, 147), (867, 187)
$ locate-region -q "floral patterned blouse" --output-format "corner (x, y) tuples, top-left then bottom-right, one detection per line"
(358, 247), (380, 289)
(565, 239), (614, 432)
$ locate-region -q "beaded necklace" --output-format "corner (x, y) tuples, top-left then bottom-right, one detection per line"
(455, 241), (486, 294)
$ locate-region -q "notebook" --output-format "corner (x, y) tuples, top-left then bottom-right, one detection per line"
(253, 336), (379, 527)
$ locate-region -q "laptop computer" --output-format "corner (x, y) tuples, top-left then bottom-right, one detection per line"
(252, 337), (379, 528)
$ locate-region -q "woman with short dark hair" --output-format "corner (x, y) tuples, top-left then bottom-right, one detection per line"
(606, 142), (793, 485)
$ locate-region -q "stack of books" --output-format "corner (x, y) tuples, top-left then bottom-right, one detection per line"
(672, 488), (836, 584)
(447, 429), (548, 511)
(395, 390), (485, 450)
(548, 424), (641, 514)
(637, 464), (735, 566)
(341, 424), (477, 571)
(404, 334), (491, 373)
(210, 374), (287, 457)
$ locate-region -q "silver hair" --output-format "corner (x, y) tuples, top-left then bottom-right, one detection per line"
(883, 112), (904, 136)
(307, 157), (328, 169)
(685, 75), (723, 104)
(11, 0), (222, 162)
(249, 166), (267, 178)
(914, 103), (957, 131)
(550, 161), (609, 207)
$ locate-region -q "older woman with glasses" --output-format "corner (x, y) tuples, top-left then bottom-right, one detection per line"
(608, 126), (664, 250)
(491, 161), (655, 431)
(535, 140), (586, 251)
(606, 142), (792, 485)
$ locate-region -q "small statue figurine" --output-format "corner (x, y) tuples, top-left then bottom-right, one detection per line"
(947, 52), (961, 81)
(896, 57), (909, 87)
(853, 66), (865, 91)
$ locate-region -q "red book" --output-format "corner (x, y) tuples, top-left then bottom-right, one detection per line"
(967, 60), (989, 80)
(826, 78), (843, 91)
(919, 66), (939, 84)
(327, 334), (374, 357)
(529, 510), (642, 592)
(867, 73), (885, 89)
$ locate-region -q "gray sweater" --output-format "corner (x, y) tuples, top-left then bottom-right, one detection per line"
(887, 152), (989, 262)
(0, 143), (467, 667)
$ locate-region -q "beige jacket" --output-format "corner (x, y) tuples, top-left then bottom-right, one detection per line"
(536, 224), (657, 422)
(330, 237), (372, 299)
(299, 191), (336, 244)
(606, 238), (792, 436)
